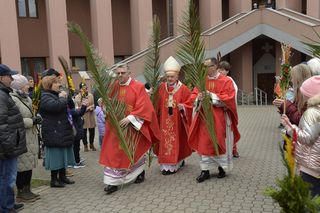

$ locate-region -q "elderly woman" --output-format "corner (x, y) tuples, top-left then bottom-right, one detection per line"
(40, 69), (75, 187)
(10, 74), (41, 202)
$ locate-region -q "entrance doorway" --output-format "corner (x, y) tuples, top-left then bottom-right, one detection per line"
(257, 73), (275, 104)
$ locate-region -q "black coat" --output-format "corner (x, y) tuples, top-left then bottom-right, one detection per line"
(67, 97), (87, 141)
(39, 90), (74, 147)
(0, 82), (27, 159)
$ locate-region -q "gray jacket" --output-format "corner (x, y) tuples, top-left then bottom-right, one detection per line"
(11, 90), (38, 171)
(0, 82), (27, 159)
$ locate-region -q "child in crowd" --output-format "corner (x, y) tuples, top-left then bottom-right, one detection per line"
(281, 76), (320, 197)
(95, 98), (106, 148)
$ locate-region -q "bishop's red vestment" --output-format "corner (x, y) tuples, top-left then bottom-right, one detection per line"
(155, 81), (192, 165)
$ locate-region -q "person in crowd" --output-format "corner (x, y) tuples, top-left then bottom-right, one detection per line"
(0, 64), (27, 212)
(99, 63), (160, 195)
(188, 58), (240, 183)
(69, 96), (88, 168)
(95, 98), (106, 148)
(75, 83), (96, 152)
(218, 61), (240, 158)
(307, 57), (320, 76)
(10, 74), (41, 203)
(26, 76), (34, 98)
(273, 64), (312, 125)
(39, 69), (75, 188)
(281, 76), (320, 197)
(155, 56), (192, 175)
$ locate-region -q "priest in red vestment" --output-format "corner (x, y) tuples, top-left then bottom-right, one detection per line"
(99, 63), (160, 194)
(155, 56), (192, 175)
(188, 57), (240, 183)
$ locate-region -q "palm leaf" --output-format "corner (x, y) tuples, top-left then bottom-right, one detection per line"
(67, 22), (139, 166)
(143, 15), (162, 166)
(176, 0), (219, 154)
(58, 56), (75, 96)
(302, 28), (320, 57)
(143, 15), (162, 106)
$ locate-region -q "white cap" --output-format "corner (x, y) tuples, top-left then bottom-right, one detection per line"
(163, 56), (181, 74)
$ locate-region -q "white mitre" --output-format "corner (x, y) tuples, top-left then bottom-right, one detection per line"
(163, 56), (181, 75)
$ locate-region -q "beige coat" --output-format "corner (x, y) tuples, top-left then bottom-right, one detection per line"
(75, 93), (96, 129)
(11, 91), (38, 172)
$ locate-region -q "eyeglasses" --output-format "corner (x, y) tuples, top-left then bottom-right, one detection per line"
(117, 72), (129, 75)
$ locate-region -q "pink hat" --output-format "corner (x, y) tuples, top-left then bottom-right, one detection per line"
(300, 76), (320, 98)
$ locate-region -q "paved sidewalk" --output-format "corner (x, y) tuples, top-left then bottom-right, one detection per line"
(24, 106), (284, 213)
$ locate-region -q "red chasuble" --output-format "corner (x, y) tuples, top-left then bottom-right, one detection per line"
(99, 79), (161, 169)
(155, 82), (192, 164)
(188, 74), (240, 156)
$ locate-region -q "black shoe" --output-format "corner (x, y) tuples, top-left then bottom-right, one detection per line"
(105, 185), (118, 195)
(134, 170), (145, 184)
(161, 170), (176, 176)
(217, 166), (226, 178)
(233, 152), (239, 158)
(196, 170), (210, 183)
(180, 160), (185, 168)
(60, 177), (75, 184)
(14, 203), (24, 211)
(50, 180), (65, 188)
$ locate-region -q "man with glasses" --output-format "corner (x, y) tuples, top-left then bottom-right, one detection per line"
(99, 63), (160, 195)
(188, 58), (240, 183)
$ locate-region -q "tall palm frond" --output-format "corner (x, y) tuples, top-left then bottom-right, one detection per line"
(143, 15), (162, 106)
(68, 22), (139, 165)
(58, 56), (75, 96)
(143, 15), (162, 167)
(176, 0), (219, 154)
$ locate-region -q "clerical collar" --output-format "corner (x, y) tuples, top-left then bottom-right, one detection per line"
(208, 72), (220, 79)
(119, 77), (132, 86)
(167, 81), (177, 88)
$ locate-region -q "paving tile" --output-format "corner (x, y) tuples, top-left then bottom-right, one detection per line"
(24, 106), (283, 212)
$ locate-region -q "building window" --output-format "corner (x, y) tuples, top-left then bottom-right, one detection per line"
(17, 0), (38, 18)
(70, 57), (87, 71)
(167, 0), (174, 37)
(21, 57), (46, 78)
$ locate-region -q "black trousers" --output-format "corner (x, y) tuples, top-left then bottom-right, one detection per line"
(16, 170), (32, 190)
(73, 139), (81, 164)
(82, 128), (95, 145)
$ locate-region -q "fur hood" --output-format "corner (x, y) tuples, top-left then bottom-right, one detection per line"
(307, 94), (320, 107)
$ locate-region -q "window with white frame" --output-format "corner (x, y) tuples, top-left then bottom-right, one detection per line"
(17, 0), (38, 18)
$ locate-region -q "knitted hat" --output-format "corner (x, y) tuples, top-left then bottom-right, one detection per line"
(11, 74), (29, 90)
(300, 76), (320, 98)
(163, 56), (181, 75)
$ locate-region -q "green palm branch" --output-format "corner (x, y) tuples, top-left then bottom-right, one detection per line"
(68, 22), (140, 166)
(143, 15), (162, 106)
(176, 0), (219, 154)
(302, 28), (320, 58)
(265, 144), (320, 213)
(58, 56), (76, 96)
(143, 15), (162, 167)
